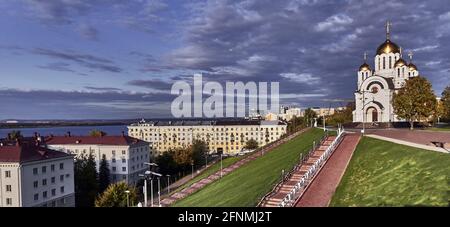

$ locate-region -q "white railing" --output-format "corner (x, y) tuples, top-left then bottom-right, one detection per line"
(277, 127), (345, 207)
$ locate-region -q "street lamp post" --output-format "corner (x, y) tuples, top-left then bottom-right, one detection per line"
(220, 154), (223, 178)
(144, 162), (158, 207)
(191, 161), (194, 179)
(139, 174), (148, 207)
(125, 190), (130, 207)
(358, 90), (374, 134)
(166, 175), (171, 194)
(157, 177), (161, 207)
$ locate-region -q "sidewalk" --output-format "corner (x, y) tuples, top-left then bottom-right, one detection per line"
(366, 134), (448, 153)
(295, 133), (361, 207)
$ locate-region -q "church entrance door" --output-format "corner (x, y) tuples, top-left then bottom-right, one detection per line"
(372, 109), (378, 122)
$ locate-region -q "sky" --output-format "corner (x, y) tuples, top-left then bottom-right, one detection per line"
(0, 0), (449, 120)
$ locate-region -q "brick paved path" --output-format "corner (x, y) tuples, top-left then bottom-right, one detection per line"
(295, 133), (361, 207)
(368, 129), (450, 145)
(159, 128), (311, 207)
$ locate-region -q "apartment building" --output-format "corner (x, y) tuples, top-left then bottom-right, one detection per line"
(0, 139), (75, 207)
(128, 119), (287, 155)
(45, 134), (151, 185)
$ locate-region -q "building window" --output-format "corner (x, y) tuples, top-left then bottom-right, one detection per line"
(383, 57), (385, 69)
(34, 194), (39, 201)
(43, 191), (48, 199)
(122, 150), (126, 155)
(33, 168), (38, 175)
(112, 150), (116, 155)
(60, 175), (64, 182)
(389, 56), (392, 68)
(51, 164), (55, 172)
(60, 198), (66, 205)
(122, 158), (126, 163)
(122, 175), (126, 180)
(6, 185), (12, 192)
(5, 171), (11, 178)
(51, 177), (55, 184)
(33, 181), (38, 188)
(6, 198), (12, 205)
(112, 158), (116, 163)
(122, 167), (126, 172)
(398, 68), (400, 76)
(60, 186), (65, 193)
(112, 167), (116, 172)
(42, 166), (47, 174)
(42, 179), (47, 186)
(59, 163), (64, 170)
(51, 189), (56, 196)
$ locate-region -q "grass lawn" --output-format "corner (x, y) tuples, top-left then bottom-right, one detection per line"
(427, 125), (450, 132)
(170, 155), (246, 194)
(173, 128), (325, 207)
(330, 137), (450, 207)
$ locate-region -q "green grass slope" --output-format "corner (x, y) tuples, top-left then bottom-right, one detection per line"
(330, 137), (450, 207)
(173, 128), (325, 207)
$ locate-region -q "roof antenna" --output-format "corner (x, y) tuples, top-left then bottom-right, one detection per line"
(399, 46), (403, 58)
(363, 52), (368, 63)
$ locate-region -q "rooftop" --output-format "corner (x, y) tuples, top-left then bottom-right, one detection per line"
(45, 135), (148, 146)
(0, 140), (71, 163)
(129, 119), (286, 127)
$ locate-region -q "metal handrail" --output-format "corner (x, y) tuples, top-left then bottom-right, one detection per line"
(277, 128), (345, 207)
(257, 130), (329, 207)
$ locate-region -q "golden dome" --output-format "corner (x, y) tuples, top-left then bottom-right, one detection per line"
(376, 39), (400, 55)
(408, 63), (418, 71)
(394, 58), (407, 67)
(359, 63), (371, 71)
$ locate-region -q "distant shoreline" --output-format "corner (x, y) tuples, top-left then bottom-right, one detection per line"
(0, 122), (129, 129)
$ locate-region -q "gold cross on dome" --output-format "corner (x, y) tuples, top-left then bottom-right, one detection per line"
(386, 21), (392, 39)
(408, 51), (413, 61)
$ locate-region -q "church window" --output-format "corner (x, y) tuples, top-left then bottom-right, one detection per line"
(397, 68), (400, 77)
(371, 87), (379, 94)
(402, 67), (405, 76)
(383, 57), (385, 69)
(389, 56), (392, 68)
(378, 57), (381, 70)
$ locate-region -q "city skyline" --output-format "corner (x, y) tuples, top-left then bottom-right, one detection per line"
(1, 0), (450, 119)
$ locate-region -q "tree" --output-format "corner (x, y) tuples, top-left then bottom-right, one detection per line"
(244, 139), (259, 150)
(287, 116), (305, 133)
(393, 76), (437, 130)
(190, 140), (208, 166)
(303, 108), (317, 126)
(95, 182), (138, 207)
(441, 86), (450, 122)
(89, 129), (107, 137)
(155, 151), (178, 175)
(327, 102), (355, 126)
(74, 153), (99, 207)
(7, 130), (22, 140)
(98, 155), (111, 194)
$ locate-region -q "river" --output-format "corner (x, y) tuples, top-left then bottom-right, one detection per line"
(0, 125), (129, 138)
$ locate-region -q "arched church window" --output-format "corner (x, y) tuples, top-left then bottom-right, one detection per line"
(389, 56), (392, 68)
(378, 57), (381, 70)
(398, 68), (400, 77)
(383, 57), (385, 69)
(402, 67), (404, 76)
(371, 86), (379, 94)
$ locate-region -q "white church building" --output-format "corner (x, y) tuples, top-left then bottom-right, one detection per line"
(353, 21), (420, 123)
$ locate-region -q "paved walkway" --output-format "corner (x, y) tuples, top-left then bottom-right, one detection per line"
(295, 133), (361, 207)
(159, 128), (311, 207)
(367, 129), (450, 145)
(366, 134), (449, 153)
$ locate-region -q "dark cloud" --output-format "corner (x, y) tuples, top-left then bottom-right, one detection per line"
(77, 24), (99, 41)
(127, 79), (173, 90)
(162, 0), (450, 107)
(31, 48), (122, 73)
(0, 88), (173, 119)
(84, 86), (123, 92)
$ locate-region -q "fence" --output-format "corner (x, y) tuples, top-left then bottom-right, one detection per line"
(277, 127), (345, 207)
